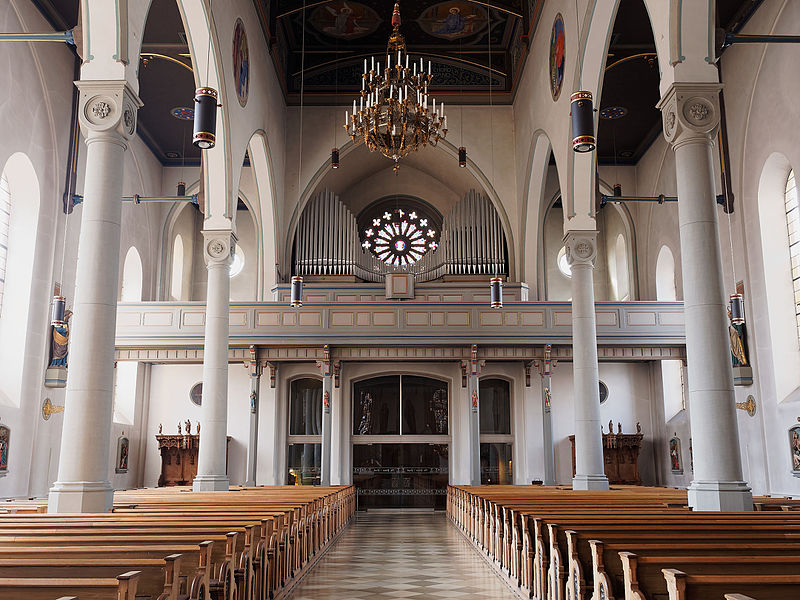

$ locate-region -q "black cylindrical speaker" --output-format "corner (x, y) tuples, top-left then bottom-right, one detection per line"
(51, 295), (66, 325)
(291, 276), (304, 308)
(193, 87), (218, 149)
(458, 146), (467, 168)
(490, 277), (503, 309)
(331, 148), (340, 169)
(613, 183), (622, 197)
(177, 181), (186, 196)
(570, 91), (596, 152)
(730, 293), (745, 324)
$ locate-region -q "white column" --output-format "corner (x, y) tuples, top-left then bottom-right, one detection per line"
(319, 345), (333, 486)
(466, 345), (482, 486)
(245, 350), (264, 487)
(48, 82), (141, 513)
(193, 230), (236, 491)
(658, 83), (752, 511)
(566, 231), (609, 491)
(539, 346), (556, 486)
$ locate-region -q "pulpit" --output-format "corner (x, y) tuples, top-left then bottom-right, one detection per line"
(156, 433), (231, 487)
(569, 425), (643, 485)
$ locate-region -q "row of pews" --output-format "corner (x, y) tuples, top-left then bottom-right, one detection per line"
(0, 485), (355, 600)
(448, 485), (800, 600)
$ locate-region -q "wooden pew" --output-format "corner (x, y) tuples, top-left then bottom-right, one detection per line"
(0, 570), (141, 600)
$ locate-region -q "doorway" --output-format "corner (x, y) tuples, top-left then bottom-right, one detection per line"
(352, 375), (449, 509)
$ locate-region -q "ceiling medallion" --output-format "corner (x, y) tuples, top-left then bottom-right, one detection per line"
(599, 106), (628, 120)
(170, 106), (195, 120)
(344, 2), (448, 172)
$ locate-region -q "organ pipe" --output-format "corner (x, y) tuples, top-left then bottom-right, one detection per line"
(292, 189), (507, 282)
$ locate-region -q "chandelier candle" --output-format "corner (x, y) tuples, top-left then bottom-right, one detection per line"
(345, 2), (447, 172)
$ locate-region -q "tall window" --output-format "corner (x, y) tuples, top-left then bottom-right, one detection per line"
(170, 234), (184, 300)
(479, 378), (513, 485)
(0, 174), (10, 315)
(786, 170), (800, 338)
(287, 378), (322, 485)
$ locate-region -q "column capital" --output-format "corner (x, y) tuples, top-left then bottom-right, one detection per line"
(657, 82), (723, 147)
(563, 230), (598, 268)
(202, 229), (237, 267)
(75, 80), (142, 143)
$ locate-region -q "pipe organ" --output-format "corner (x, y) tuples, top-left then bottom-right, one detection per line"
(293, 189), (507, 283)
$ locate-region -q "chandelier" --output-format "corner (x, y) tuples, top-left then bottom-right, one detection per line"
(344, 2), (447, 172)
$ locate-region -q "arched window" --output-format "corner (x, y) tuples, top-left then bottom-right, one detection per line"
(170, 234), (184, 301)
(0, 174), (9, 316)
(785, 169), (800, 339)
(0, 154), (40, 408)
(120, 246), (143, 301)
(479, 378), (513, 485)
(615, 234), (630, 300)
(656, 245), (684, 420)
(113, 362), (138, 425)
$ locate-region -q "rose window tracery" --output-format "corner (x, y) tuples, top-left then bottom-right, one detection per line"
(361, 207), (440, 267)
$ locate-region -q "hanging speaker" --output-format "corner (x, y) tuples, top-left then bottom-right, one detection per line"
(51, 295), (66, 325)
(490, 277), (503, 309)
(331, 148), (340, 169)
(729, 293), (745, 324)
(193, 87), (218, 149)
(458, 146), (467, 168)
(290, 276), (304, 307)
(613, 183), (622, 197)
(570, 91), (596, 152)
(177, 181), (186, 196)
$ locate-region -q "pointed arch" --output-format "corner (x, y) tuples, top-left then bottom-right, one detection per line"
(120, 246), (143, 302)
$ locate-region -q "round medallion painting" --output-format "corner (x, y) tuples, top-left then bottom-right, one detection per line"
(549, 13), (565, 101)
(233, 18), (249, 107)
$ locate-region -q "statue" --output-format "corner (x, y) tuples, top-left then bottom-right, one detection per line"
(727, 305), (749, 367)
(197, 422), (200, 434)
(617, 422), (622, 434)
(636, 422), (642, 434)
(158, 424), (163, 435)
(177, 422), (182, 435)
(608, 419), (613, 434)
(185, 419), (191, 435)
(48, 309), (72, 368)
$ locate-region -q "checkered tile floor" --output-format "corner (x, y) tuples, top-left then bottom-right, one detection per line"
(288, 512), (518, 599)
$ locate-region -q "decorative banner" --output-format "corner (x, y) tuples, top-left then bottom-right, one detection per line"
(549, 13), (565, 100)
(0, 425), (8, 473)
(417, 2), (488, 40)
(669, 435), (683, 473)
(310, 1), (381, 40)
(790, 426), (800, 473)
(116, 435), (130, 474)
(233, 18), (250, 107)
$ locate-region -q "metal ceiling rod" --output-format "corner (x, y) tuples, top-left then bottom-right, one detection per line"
(0, 30), (74, 44)
(600, 194), (726, 208)
(722, 32), (800, 49)
(71, 194), (198, 206)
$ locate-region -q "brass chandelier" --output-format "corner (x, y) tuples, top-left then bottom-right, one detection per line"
(344, 2), (447, 172)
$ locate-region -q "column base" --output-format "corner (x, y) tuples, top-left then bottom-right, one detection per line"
(688, 480), (753, 511)
(192, 475), (230, 492)
(48, 480), (114, 513)
(572, 474), (610, 491)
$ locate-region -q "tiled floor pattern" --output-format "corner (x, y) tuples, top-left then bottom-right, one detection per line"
(288, 511), (518, 599)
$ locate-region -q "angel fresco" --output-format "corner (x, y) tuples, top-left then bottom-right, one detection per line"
(310, 2), (379, 40)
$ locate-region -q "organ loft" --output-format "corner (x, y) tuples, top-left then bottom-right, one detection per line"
(0, 0), (799, 598)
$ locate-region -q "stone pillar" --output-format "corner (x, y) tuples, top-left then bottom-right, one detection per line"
(48, 81), (141, 513)
(245, 347), (263, 487)
(318, 345), (333, 486)
(658, 83), (752, 511)
(565, 231), (609, 491)
(193, 230), (236, 492)
(538, 345), (557, 486)
(465, 345), (482, 486)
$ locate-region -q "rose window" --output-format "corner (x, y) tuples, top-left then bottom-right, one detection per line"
(361, 208), (440, 267)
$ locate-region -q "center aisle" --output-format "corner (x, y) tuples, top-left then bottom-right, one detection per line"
(288, 512), (518, 599)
